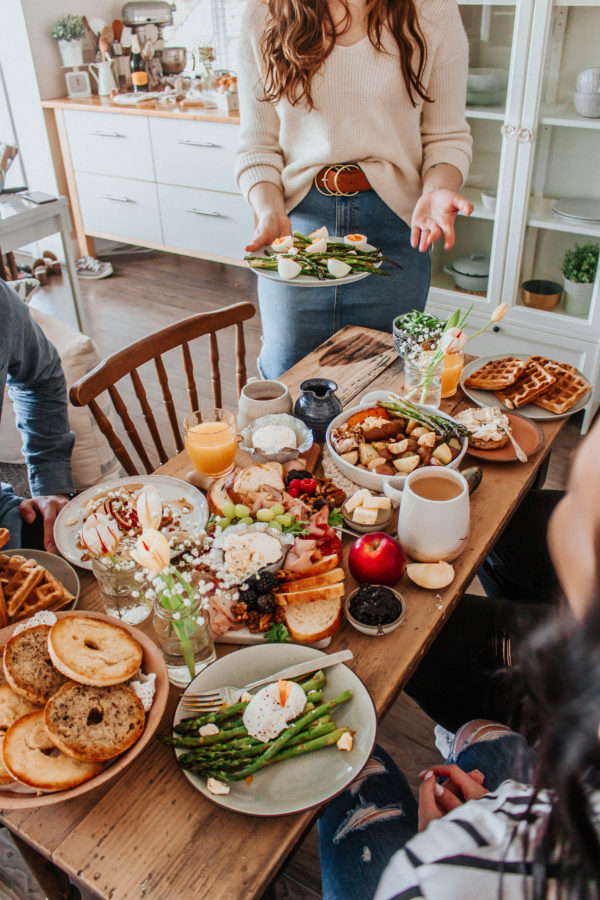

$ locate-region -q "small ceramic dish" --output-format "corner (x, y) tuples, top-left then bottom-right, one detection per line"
(341, 501), (395, 534)
(480, 189), (497, 211)
(344, 585), (406, 636)
(239, 413), (313, 464)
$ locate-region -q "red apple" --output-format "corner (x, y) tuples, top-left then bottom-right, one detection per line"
(348, 532), (406, 586)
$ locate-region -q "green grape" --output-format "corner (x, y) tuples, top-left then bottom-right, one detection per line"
(238, 516), (254, 526)
(270, 504), (285, 517)
(256, 507), (276, 522)
(215, 517), (231, 530)
(235, 504), (251, 519)
(221, 501), (236, 518)
(268, 520), (283, 532)
(275, 513), (293, 528)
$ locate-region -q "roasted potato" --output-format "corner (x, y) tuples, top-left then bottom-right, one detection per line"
(374, 463), (395, 476)
(362, 419), (405, 442)
(358, 442), (380, 466)
(417, 431), (437, 448)
(340, 450), (359, 465)
(367, 456), (388, 471)
(393, 455), (420, 474)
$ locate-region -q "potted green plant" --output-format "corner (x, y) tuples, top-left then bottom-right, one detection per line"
(560, 242), (599, 317)
(51, 15), (86, 67)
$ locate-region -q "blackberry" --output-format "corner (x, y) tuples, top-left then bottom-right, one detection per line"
(256, 593), (277, 614)
(256, 571), (278, 594)
(286, 469), (312, 486)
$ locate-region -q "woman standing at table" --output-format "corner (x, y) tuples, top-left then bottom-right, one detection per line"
(235, 0), (473, 378)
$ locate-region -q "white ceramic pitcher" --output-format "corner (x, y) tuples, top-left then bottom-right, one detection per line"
(88, 61), (117, 96)
(383, 467), (470, 562)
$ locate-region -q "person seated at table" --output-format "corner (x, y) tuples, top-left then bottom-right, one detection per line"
(0, 280), (75, 550)
(318, 415), (600, 899)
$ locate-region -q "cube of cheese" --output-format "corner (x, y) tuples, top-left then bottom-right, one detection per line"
(353, 507), (378, 525)
(361, 496), (391, 511)
(345, 488), (372, 513)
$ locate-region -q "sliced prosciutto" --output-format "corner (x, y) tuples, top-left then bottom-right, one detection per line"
(284, 538), (318, 573)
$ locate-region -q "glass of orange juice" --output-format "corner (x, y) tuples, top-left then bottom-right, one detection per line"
(441, 350), (465, 399)
(184, 409), (237, 477)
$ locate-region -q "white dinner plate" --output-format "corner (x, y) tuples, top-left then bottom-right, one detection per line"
(460, 354), (592, 420)
(551, 198), (600, 223)
(2, 549), (80, 607)
(54, 475), (209, 570)
(247, 239), (381, 287)
(172, 644), (376, 816)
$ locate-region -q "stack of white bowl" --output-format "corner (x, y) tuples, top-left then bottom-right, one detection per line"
(574, 67), (600, 118)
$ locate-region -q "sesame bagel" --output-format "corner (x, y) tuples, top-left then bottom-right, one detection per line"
(44, 682), (145, 762)
(3, 626), (69, 704)
(2, 711), (102, 791)
(48, 617), (143, 686)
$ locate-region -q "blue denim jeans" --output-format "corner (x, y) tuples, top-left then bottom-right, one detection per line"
(257, 186), (430, 378)
(318, 737), (531, 900)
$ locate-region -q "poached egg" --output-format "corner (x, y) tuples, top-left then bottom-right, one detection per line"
(243, 680), (307, 742)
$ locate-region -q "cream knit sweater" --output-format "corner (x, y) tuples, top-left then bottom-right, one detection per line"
(235, 0), (472, 224)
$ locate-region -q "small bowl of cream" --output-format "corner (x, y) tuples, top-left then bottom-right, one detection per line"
(239, 413), (313, 463)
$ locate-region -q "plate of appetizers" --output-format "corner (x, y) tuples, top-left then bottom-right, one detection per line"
(460, 354), (592, 420)
(244, 229), (384, 286)
(169, 644), (376, 816)
(54, 475), (209, 570)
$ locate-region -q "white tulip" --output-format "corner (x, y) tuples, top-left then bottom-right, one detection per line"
(81, 513), (120, 556)
(131, 529), (171, 572)
(440, 327), (467, 355)
(136, 486), (162, 530)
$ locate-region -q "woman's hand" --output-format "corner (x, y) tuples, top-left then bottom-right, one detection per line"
(245, 182), (291, 252)
(418, 764), (488, 832)
(411, 189), (474, 253)
(19, 495), (70, 551)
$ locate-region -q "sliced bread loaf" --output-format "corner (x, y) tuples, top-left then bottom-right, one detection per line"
(48, 617), (143, 686)
(279, 554), (339, 582)
(207, 476), (235, 516)
(276, 583), (345, 607)
(3, 625), (69, 704)
(284, 596), (342, 643)
(45, 682), (145, 762)
(276, 568), (345, 595)
(230, 462), (285, 504)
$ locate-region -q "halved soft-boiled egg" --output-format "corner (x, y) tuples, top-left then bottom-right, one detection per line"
(286, 246), (299, 256)
(271, 235), (294, 252)
(327, 258), (352, 278)
(344, 233), (368, 251)
(277, 257), (302, 279)
(243, 680), (307, 742)
(305, 238), (327, 254)
(308, 225), (329, 241)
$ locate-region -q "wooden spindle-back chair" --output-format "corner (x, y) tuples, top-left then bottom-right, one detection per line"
(69, 302), (256, 476)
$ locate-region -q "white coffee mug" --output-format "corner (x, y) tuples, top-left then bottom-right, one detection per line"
(383, 467), (470, 562)
(237, 378), (293, 430)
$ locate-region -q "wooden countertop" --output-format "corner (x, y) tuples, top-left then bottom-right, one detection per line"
(42, 94), (240, 124)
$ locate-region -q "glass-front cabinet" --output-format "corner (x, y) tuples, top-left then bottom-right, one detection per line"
(425, 0), (600, 432)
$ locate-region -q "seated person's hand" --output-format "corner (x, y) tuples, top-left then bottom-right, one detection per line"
(418, 764), (488, 832)
(19, 495), (70, 552)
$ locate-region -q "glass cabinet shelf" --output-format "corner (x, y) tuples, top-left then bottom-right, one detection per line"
(540, 104), (600, 129)
(527, 198), (600, 237)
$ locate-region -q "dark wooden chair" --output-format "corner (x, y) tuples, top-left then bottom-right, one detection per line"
(69, 301), (256, 476)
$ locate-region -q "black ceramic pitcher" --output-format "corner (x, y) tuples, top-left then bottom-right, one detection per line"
(294, 378), (343, 442)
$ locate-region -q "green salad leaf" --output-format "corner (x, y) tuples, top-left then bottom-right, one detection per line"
(264, 622), (291, 643)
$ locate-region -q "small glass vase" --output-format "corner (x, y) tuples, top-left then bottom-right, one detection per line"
(153, 600), (216, 688)
(91, 541), (152, 625)
(403, 352), (443, 408)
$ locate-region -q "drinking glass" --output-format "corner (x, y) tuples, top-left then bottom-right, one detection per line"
(441, 350), (465, 399)
(91, 538), (152, 625)
(403, 352), (443, 408)
(184, 408), (237, 477)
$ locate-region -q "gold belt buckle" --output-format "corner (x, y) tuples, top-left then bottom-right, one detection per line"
(315, 163), (360, 197)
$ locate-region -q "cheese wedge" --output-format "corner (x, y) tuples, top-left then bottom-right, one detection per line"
(352, 507), (378, 525)
(345, 489), (371, 514)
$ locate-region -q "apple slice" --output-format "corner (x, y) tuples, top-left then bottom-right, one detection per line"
(406, 561), (454, 589)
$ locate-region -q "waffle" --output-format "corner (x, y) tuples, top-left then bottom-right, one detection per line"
(529, 355), (578, 376)
(495, 360), (556, 409)
(0, 529), (9, 550)
(533, 364), (591, 415)
(0, 555), (75, 622)
(464, 357), (526, 390)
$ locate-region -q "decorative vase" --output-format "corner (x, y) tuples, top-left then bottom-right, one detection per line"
(294, 378), (343, 442)
(58, 38), (84, 67)
(563, 278), (593, 318)
(153, 600), (216, 688)
(403, 352), (443, 408)
(91, 540), (151, 626)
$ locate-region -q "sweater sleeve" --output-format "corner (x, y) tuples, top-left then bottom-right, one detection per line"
(420, 3), (472, 182)
(234, 0), (284, 200)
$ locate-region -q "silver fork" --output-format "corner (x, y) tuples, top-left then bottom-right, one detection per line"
(178, 648), (354, 712)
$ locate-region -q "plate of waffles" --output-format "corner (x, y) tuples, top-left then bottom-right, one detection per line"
(460, 354), (592, 420)
(0, 550), (79, 626)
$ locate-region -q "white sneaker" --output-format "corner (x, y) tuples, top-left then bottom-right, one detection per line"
(434, 724), (456, 759)
(75, 257), (114, 280)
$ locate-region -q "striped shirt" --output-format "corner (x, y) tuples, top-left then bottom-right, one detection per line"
(375, 780), (560, 899)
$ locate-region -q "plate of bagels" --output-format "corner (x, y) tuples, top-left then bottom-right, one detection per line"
(0, 610), (168, 807)
(461, 354), (591, 419)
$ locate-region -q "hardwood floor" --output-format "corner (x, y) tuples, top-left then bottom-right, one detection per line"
(18, 250), (585, 899)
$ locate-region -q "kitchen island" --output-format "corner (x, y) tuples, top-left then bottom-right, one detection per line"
(42, 96), (251, 263)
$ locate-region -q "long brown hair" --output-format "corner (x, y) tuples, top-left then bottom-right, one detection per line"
(260, 0), (431, 110)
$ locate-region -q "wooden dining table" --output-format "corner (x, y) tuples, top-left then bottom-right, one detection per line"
(0, 325), (567, 900)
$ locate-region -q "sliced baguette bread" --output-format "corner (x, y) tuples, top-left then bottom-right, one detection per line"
(207, 476), (235, 516)
(279, 554), (339, 582)
(276, 583), (345, 607)
(276, 568), (345, 595)
(230, 462), (285, 504)
(284, 596), (342, 643)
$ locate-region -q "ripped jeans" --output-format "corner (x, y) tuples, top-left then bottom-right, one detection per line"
(318, 737), (531, 900)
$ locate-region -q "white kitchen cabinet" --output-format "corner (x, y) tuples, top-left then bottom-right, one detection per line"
(159, 183), (254, 259)
(426, 0), (600, 432)
(75, 172), (162, 246)
(150, 118), (240, 194)
(64, 110), (155, 182)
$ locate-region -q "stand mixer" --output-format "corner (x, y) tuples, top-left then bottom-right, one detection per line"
(121, 1), (186, 80)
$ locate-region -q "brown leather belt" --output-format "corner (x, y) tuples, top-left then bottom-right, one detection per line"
(314, 163), (371, 197)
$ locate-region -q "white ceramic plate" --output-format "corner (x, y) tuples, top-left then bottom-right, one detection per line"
(248, 240), (381, 287)
(551, 198), (600, 223)
(325, 397), (468, 492)
(460, 354), (592, 421)
(172, 644), (376, 816)
(54, 475), (209, 570)
(2, 549), (80, 607)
